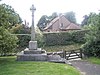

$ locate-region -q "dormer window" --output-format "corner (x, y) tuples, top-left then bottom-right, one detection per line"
(60, 23), (63, 28)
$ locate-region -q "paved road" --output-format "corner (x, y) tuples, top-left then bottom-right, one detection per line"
(70, 60), (100, 75)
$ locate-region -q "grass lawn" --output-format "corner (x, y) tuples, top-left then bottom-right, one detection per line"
(87, 57), (100, 65)
(42, 44), (81, 52)
(0, 56), (80, 75)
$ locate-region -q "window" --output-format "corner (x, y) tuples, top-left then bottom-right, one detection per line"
(60, 23), (63, 27)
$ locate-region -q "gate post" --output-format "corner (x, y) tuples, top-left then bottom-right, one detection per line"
(80, 48), (83, 59)
(63, 51), (66, 59)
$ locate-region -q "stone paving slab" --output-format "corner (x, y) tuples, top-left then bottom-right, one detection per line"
(70, 60), (100, 75)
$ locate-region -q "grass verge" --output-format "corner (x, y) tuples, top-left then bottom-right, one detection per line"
(0, 56), (80, 75)
(87, 57), (100, 65)
(42, 44), (81, 52)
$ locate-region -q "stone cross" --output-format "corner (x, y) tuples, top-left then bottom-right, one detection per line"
(29, 4), (37, 50)
(30, 4), (36, 41)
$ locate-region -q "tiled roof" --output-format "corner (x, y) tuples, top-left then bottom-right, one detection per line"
(44, 15), (81, 30)
(66, 23), (81, 30)
(44, 17), (59, 30)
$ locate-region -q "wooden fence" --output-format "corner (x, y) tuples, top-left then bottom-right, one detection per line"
(63, 49), (83, 60)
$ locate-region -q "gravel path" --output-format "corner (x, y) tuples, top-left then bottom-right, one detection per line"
(70, 60), (100, 75)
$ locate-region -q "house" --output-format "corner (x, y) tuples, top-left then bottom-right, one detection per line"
(43, 15), (81, 32)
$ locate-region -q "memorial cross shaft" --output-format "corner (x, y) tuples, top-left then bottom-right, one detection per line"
(30, 4), (36, 41)
(29, 4), (37, 50)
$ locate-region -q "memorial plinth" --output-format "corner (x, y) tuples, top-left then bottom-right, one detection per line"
(17, 38), (48, 61)
(24, 50), (46, 54)
(17, 42), (48, 61)
(17, 51), (48, 61)
(29, 41), (37, 50)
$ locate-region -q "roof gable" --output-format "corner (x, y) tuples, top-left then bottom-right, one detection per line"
(44, 17), (59, 30)
(44, 15), (70, 30)
(66, 23), (81, 30)
(44, 15), (81, 31)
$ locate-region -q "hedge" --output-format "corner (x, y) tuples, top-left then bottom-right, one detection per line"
(43, 30), (89, 46)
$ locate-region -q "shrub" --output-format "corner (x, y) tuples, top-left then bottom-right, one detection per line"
(16, 35), (31, 50)
(81, 13), (100, 57)
(71, 30), (88, 43)
(43, 32), (72, 46)
(11, 24), (31, 51)
(0, 27), (18, 56)
(43, 30), (88, 46)
(36, 33), (45, 48)
(82, 40), (100, 57)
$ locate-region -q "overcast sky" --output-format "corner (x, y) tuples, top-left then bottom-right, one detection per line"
(1, 0), (100, 26)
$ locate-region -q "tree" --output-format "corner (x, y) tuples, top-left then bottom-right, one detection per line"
(0, 27), (18, 56)
(87, 13), (97, 25)
(37, 12), (58, 31)
(82, 13), (100, 57)
(37, 15), (48, 31)
(81, 15), (89, 26)
(0, 3), (22, 55)
(48, 12), (58, 21)
(0, 4), (22, 29)
(11, 24), (31, 50)
(64, 11), (76, 23)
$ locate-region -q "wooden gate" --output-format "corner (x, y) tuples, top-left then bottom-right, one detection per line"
(63, 49), (82, 60)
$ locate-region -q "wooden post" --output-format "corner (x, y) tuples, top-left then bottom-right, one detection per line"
(63, 51), (66, 59)
(80, 48), (83, 59)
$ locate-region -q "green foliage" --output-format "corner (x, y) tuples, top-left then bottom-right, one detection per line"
(17, 35), (31, 50)
(0, 3), (22, 55)
(64, 11), (76, 23)
(71, 30), (88, 43)
(81, 15), (89, 26)
(0, 4), (22, 29)
(11, 24), (31, 50)
(37, 12), (58, 31)
(35, 27), (46, 47)
(43, 30), (87, 46)
(37, 15), (48, 31)
(0, 27), (18, 56)
(48, 12), (58, 21)
(87, 57), (100, 65)
(44, 32), (72, 46)
(82, 13), (100, 57)
(0, 56), (81, 75)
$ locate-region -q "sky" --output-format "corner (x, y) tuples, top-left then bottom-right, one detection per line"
(1, 0), (100, 26)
